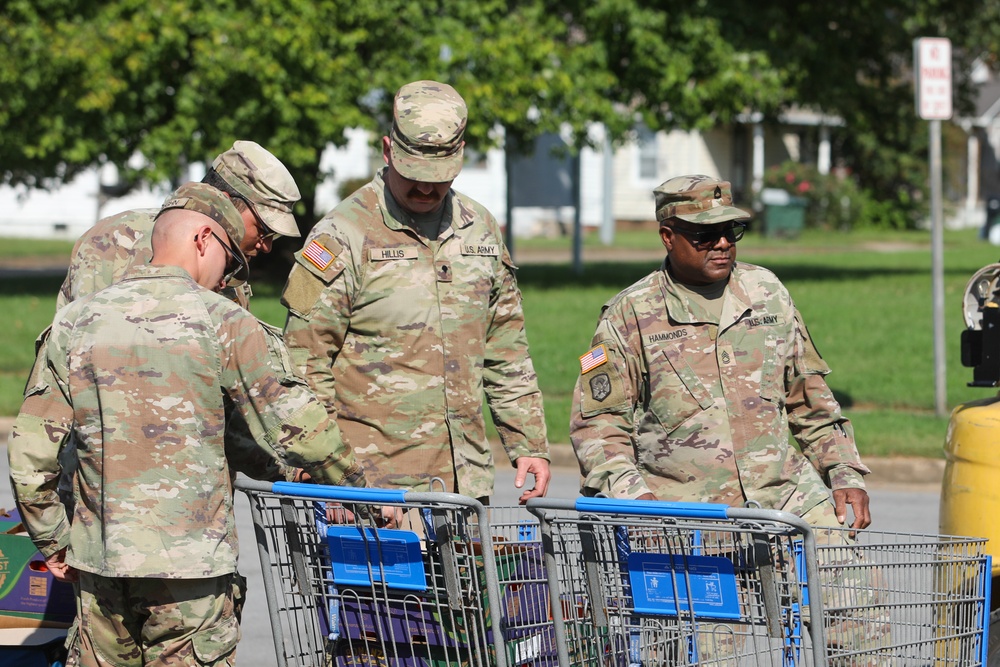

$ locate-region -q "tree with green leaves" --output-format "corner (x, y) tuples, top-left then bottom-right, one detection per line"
(2, 0), (998, 243)
(0, 1), (787, 227)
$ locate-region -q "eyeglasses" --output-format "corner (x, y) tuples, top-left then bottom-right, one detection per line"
(257, 224), (279, 243)
(670, 222), (747, 248)
(235, 194), (278, 244)
(210, 231), (248, 284)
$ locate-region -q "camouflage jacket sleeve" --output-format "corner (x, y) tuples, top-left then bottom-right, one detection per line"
(785, 308), (870, 487)
(569, 313), (653, 499)
(220, 308), (365, 488)
(224, 405), (296, 482)
(8, 329), (73, 557)
(483, 253), (549, 464)
(225, 321), (303, 483)
(281, 233), (352, 437)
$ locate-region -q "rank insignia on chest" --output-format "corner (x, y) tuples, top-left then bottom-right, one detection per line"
(579, 344), (608, 373)
(302, 240), (335, 271)
(718, 342), (736, 367)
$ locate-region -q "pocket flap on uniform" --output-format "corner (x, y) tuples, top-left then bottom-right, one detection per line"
(660, 348), (714, 411)
(191, 612), (240, 663)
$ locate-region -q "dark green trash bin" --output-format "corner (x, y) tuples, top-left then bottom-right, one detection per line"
(762, 191), (807, 238)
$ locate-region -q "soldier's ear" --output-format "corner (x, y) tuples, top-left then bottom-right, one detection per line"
(659, 225), (673, 252)
(193, 225), (213, 258)
(381, 136), (392, 165)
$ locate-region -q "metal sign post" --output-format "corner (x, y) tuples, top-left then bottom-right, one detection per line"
(914, 37), (952, 417)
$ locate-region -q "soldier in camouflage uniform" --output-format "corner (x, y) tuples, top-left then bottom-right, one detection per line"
(282, 80), (550, 502)
(9, 183), (369, 667)
(52, 142), (306, 488)
(570, 175), (885, 664)
(57, 140), (302, 311)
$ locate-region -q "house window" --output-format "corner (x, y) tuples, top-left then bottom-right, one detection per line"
(637, 125), (658, 181)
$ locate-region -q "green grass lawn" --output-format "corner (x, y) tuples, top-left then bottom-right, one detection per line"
(3, 227), (999, 461)
(0, 238), (75, 259)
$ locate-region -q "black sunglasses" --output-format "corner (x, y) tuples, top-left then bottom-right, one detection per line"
(207, 231), (248, 284)
(670, 222), (747, 248)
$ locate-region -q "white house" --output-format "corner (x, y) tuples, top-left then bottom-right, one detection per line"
(0, 114), (840, 241)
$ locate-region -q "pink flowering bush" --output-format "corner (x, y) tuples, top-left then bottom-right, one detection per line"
(763, 161), (876, 230)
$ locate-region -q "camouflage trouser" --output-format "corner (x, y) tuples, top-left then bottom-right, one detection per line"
(65, 571), (245, 667)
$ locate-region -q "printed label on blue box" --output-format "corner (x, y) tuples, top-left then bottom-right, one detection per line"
(326, 526), (426, 591)
(627, 552), (740, 619)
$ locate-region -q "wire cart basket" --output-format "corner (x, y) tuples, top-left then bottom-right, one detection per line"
(236, 479), (553, 667)
(525, 497), (991, 667)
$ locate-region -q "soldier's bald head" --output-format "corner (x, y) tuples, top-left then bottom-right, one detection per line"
(150, 210), (203, 253)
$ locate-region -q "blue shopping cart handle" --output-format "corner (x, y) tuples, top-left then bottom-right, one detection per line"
(272, 481), (408, 503)
(575, 497), (731, 519)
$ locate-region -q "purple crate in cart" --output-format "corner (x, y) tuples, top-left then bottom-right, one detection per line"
(338, 592), (471, 646)
(334, 592), (485, 666)
(333, 539), (556, 667)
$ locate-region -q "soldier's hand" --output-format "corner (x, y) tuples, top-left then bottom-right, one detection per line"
(636, 493), (657, 501)
(375, 506), (403, 529)
(325, 502), (356, 524)
(833, 487), (871, 530)
(515, 457), (551, 504)
(45, 548), (78, 583)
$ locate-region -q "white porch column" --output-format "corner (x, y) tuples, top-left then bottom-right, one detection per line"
(818, 125), (831, 175)
(752, 122), (765, 196)
(967, 130), (981, 226)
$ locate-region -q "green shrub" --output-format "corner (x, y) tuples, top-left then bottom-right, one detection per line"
(762, 161), (921, 231)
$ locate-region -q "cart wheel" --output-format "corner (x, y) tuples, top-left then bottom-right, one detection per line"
(988, 608), (1000, 666)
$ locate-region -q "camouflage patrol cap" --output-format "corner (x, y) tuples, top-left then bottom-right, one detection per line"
(158, 182), (250, 281)
(654, 175), (751, 225)
(212, 140), (302, 238)
(389, 80), (467, 183)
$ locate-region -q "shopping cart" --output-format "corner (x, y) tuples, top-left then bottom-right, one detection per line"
(237, 478), (554, 667)
(525, 497), (991, 667)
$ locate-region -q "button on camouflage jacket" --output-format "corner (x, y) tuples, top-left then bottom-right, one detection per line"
(570, 260), (869, 517)
(283, 170), (548, 498)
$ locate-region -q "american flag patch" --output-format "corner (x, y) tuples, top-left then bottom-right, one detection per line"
(579, 345), (608, 373)
(303, 240), (334, 271)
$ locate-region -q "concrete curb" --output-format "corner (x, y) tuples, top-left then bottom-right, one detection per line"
(0, 416), (944, 489)
(537, 443), (944, 488)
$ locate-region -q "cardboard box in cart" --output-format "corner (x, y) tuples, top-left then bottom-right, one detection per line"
(0, 509), (75, 630)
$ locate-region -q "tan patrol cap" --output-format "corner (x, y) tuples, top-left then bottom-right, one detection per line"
(389, 80), (467, 183)
(158, 182), (249, 281)
(212, 141), (302, 238)
(654, 175), (751, 225)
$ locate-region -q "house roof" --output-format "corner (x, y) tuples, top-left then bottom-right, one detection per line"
(971, 79), (1000, 126)
(736, 107), (844, 127)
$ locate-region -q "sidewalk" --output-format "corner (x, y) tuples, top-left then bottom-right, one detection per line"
(0, 416), (944, 490)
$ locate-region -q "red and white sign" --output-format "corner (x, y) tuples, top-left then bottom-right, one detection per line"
(914, 38), (952, 120)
